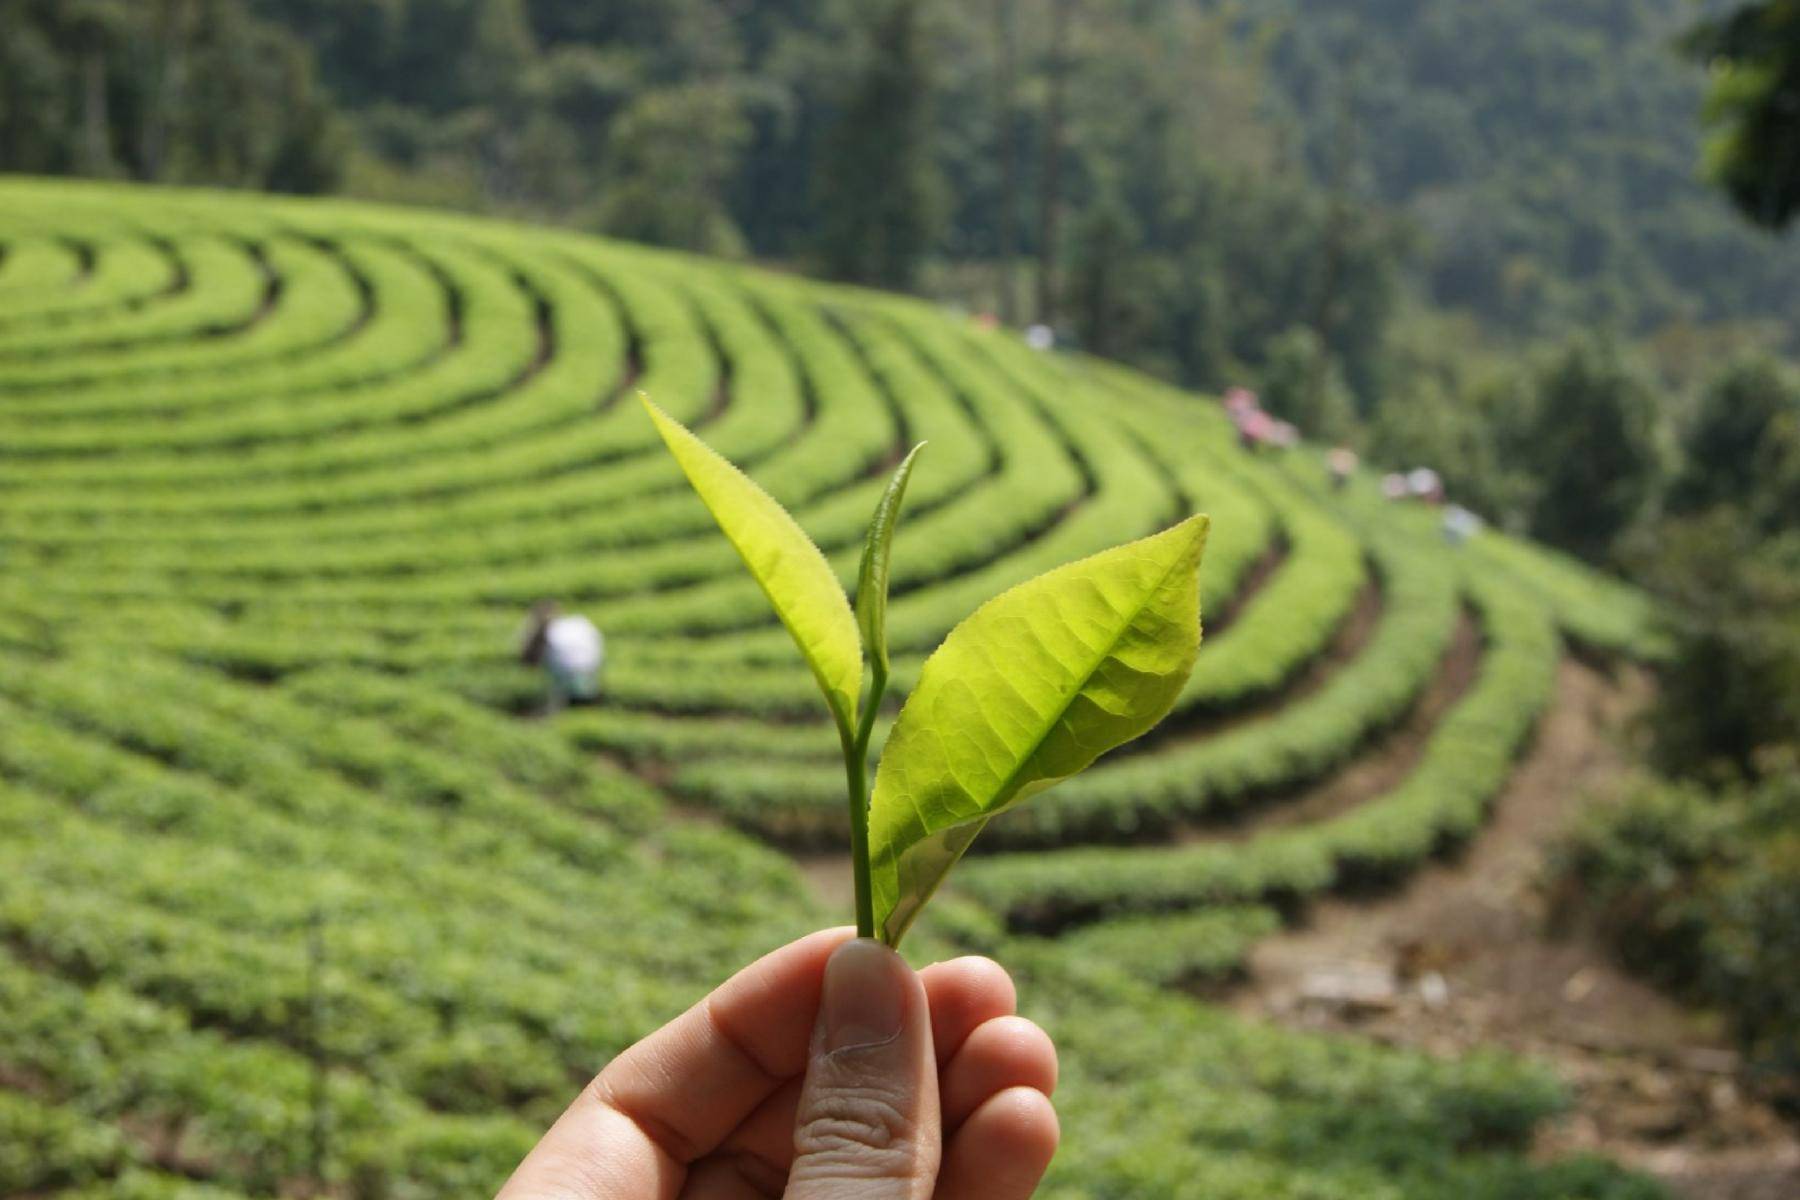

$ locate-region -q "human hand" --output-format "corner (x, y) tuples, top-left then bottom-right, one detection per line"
(497, 928), (1060, 1199)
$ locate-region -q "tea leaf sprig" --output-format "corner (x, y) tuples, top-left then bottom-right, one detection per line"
(644, 395), (1208, 945)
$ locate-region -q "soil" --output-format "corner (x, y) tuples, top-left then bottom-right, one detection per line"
(1224, 659), (1800, 1199)
(794, 850), (855, 913)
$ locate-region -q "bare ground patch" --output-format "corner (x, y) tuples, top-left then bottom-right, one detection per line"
(1224, 659), (1799, 1199)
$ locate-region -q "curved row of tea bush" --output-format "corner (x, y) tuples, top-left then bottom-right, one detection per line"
(0, 236), (86, 299)
(0, 221), (179, 324)
(0, 236), (367, 393)
(957, 571), (1560, 929)
(666, 527), (1453, 845)
(0, 179), (1665, 1199)
(0, 236), (437, 414)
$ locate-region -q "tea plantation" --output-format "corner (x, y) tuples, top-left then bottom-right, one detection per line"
(0, 179), (1669, 1198)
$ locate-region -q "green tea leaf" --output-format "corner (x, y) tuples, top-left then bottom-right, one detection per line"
(868, 515), (1210, 945)
(642, 394), (862, 737)
(855, 443), (926, 678)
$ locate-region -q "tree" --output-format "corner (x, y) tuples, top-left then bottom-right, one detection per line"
(1259, 327), (1358, 445)
(0, 0), (345, 192)
(812, 0), (944, 288)
(1513, 338), (1665, 562)
(595, 85), (750, 256)
(1066, 192), (1150, 359)
(992, 0), (1020, 324)
(1687, 1), (1800, 230)
(155, 0), (345, 192)
(66, 0), (127, 176)
(1673, 356), (1800, 530)
(1310, 50), (1367, 401)
(1034, 0), (1075, 324)
(1626, 509), (1800, 780)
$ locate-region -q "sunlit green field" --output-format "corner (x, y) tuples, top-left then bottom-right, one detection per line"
(0, 178), (1667, 1198)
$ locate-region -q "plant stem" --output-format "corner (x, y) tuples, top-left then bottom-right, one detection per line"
(843, 661), (887, 940)
(841, 731), (874, 939)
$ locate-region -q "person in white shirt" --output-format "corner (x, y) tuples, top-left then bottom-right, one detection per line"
(1406, 466), (1445, 504)
(520, 600), (605, 711)
(1442, 504), (1483, 548)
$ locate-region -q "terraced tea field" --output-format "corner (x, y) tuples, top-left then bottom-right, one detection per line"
(0, 179), (1671, 1198)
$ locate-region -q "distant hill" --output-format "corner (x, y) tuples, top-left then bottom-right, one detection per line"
(6, 0), (1794, 389)
(1259, 0), (1800, 340)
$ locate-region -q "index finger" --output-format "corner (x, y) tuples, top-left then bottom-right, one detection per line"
(498, 926), (855, 1200)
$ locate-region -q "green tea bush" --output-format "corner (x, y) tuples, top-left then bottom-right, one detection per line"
(962, 567), (1558, 927)
(0, 177), (1671, 1195)
(1050, 907), (1281, 986)
(1552, 768), (1800, 1103)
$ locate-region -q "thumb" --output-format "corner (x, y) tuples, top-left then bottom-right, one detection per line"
(785, 939), (940, 1199)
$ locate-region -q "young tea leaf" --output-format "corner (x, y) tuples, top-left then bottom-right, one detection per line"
(867, 515), (1210, 945)
(855, 443), (926, 678)
(641, 394), (862, 737)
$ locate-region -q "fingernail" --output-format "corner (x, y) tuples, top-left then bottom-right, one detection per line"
(822, 939), (906, 1053)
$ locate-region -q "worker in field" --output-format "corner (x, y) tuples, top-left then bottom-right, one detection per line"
(1406, 466), (1445, 505)
(519, 599), (604, 711)
(1442, 504), (1483, 548)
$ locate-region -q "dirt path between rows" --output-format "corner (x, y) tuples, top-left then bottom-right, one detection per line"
(1203, 537), (1290, 637)
(1224, 659), (1800, 1199)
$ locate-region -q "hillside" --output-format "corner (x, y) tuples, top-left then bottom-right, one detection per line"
(1262, 0), (1800, 339)
(0, 178), (1672, 1198)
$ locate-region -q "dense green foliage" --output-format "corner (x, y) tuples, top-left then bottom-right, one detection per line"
(1266, 0), (1800, 335)
(1551, 338), (1800, 1111)
(1668, 355), (1800, 533)
(0, 179), (1674, 1195)
(1505, 338), (1668, 562)
(812, 0), (944, 289)
(1687, 0), (1800, 230)
(7, 1), (1796, 412)
(1629, 515), (1800, 780)
(0, 0), (342, 191)
(1553, 770), (1800, 1109)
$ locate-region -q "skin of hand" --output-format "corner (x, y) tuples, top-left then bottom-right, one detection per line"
(496, 927), (1060, 1199)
